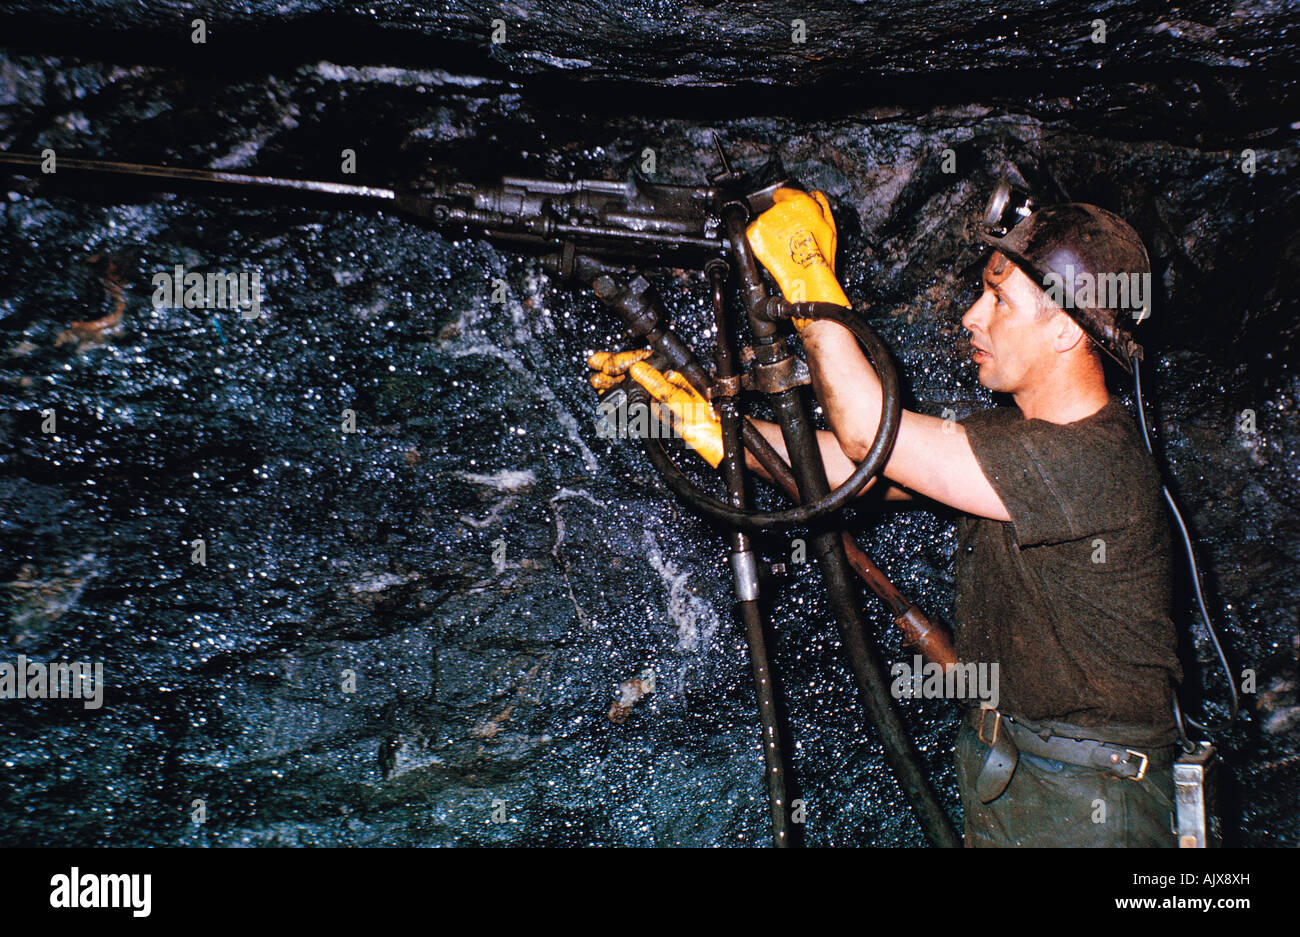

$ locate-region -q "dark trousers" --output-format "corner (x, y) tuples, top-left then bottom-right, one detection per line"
(955, 721), (1178, 847)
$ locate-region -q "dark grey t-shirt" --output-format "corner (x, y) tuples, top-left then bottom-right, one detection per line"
(955, 397), (1182, 741)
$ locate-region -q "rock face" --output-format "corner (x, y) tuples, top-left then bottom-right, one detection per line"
(2, 1), (1295, 81)
(0, 3), (1296, 847)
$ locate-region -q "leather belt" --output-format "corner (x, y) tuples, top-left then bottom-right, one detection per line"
(965, 707), (1177, 804)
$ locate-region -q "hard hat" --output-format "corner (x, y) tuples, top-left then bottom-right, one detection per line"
(979, 181), (1150, 372)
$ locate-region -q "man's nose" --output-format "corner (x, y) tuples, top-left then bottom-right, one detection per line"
(961, 293), (989, 333)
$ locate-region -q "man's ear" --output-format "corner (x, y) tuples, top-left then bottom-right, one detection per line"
(1051, 312), (1089, 355)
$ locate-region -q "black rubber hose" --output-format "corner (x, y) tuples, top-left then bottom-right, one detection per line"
(640, 302), (901, 531)
(811, 529), (963, 847)
(1131, 355), (1239, 738)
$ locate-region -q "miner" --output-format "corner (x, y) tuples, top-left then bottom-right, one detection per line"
(593, 185), (1183, 847)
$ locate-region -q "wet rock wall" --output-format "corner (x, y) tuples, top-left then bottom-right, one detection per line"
(0, 2), (1296, 846)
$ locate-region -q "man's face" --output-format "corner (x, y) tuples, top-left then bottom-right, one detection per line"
(960, 252), (1062, 393)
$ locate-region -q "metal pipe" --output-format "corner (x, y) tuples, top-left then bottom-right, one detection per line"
(709, 261), (794, 847)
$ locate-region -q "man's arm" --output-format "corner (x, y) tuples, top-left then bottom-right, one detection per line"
(799, 319), (1011, 521)
(744, 418), (917, 502)
(740, 186), (1008, 521)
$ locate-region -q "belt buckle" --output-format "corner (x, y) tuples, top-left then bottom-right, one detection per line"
(1124, 749), (1150, 782)
(977, 706), (1002, 747)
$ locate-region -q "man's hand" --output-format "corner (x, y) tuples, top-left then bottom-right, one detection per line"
(745, 187), (851, 327)
(588, 349), (723, 468)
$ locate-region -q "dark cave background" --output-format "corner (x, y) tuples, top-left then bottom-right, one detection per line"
(0, 1), (1296, 846)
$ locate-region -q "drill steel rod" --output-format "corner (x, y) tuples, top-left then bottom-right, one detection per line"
(0, 152), (397, 202)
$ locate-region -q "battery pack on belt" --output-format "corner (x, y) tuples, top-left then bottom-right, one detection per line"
(1173, 741), (1220, 848)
